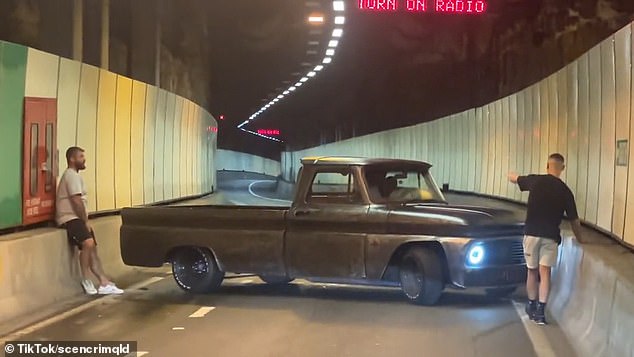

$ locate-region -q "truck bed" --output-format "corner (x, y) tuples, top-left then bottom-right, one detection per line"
(120, 205), (289, 275)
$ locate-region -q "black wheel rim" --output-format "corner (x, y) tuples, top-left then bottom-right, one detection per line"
(173, 248), (210, 290)
(400, 256), (425, 299)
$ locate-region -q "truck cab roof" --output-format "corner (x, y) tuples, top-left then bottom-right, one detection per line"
(300, 156), (432, 170)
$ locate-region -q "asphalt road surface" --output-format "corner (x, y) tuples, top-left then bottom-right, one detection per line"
(2, 174), (577, 357)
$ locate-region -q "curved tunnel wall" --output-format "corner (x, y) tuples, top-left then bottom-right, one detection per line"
(0, 41), (217, 229)
(217, 149), (281, 177)
(284, 22), (634, 248)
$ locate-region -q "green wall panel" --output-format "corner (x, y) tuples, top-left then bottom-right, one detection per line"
(0, 42), (27, 229)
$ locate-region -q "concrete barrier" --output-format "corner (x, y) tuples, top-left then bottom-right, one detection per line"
(550, 231), (634, 357)
(0, 216), (151, 326)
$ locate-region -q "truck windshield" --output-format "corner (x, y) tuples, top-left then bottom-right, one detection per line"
(364, 168), (446, 204)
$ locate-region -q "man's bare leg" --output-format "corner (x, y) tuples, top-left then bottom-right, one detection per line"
(534, 265), (552, 324)
(80, 239), (96, 280)
(527, 268), (539, 300)
(89, 246), (111, 287)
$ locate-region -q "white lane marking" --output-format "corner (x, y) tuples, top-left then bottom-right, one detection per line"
(512, 300), (557, 357)
(0, 276), (166, 344)
(172, 327), (185, 331)
(247, 181), (293, 203)
(188, 306), (216, 318)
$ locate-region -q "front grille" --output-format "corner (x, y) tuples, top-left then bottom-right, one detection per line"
(509, 241), (525, 264)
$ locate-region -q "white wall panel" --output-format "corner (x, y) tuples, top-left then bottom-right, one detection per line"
(548, 75), (559, 158)
(531, 85), (542, 175)
(143, 86), (157, 204)
(508, 95), (518, 199)
(501, 97), (511, 198)
(627, 23), (634, 246)
(467, 109), (476, 192)
(516, 90), (526, 201)
(475, 107), (484, 193)
(25, 48), (59, 98)
(486, 105), (495, 195)
(172, 97), (183, 198)
(75, 64), (100, 212)
(557, 68), (569, 183)
(130, 81), (146, 206)
(566, 61), (580, 200)
(597, 39), (617, 230)
(539, 80), (550, 172)
(494, 100), (504, 196)
(614, 25), (631, 239)
(586, 45), (603, 223)
(153, 90), (167, 202)
(577, 54), (591, 219)
(163, 94), (175, 200)
(56, 59), (81, 175)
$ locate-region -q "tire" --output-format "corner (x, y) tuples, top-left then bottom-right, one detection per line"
(259, 275), (294, 285)
(171, 247), (224, 293)
(485, 286), (517, 299)
(399, 247), (445, 305)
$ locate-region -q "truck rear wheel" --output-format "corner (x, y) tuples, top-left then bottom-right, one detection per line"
(399, 247), (444, 305)
(171, 247), (224, 293)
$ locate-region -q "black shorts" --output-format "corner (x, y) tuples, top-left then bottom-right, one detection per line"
(62, 219), (97, 249)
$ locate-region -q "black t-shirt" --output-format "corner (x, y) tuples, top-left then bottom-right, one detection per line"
(517, 174), (579, 243)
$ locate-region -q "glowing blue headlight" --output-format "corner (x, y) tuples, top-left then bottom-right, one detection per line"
(467, 245), (485, 265)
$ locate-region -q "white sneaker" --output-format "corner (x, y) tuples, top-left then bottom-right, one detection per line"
(98, 283), (124, 295)
(81, 279), (98, 295)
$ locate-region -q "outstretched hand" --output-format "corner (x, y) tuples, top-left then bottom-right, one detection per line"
(507, 172), (519, 184)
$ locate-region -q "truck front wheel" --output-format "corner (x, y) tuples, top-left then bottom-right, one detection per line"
(171, 247), (224, 293)
(399, 247), (444, 305)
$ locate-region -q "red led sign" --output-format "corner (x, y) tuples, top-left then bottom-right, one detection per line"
(257, 129), (281, 136)
(207, 126), (218, 133)
(358, 0), (487, 13)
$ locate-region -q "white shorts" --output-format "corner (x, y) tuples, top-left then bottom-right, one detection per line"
(523, 235), (559, 269)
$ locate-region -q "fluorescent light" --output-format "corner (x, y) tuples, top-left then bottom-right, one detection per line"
(335, 16), (345, 24)
(328, 40), (339, 47)
(273, 99), (279, 103)
(323, 57), (332, 64)
(326, 49), (335, 56)
(333, 1), (345, 11)
(277, 95), (284, 99)
(300, 77), (309, 82)
(308, 16), (324, 23)
(283, 90), (290, 95)
(296, 82), (303, 87)
(314, 65), (324, 71)
(332, 29), (343, 37)
(289, 86), (297, 91)
(308, 41), (320, 46)
(307, 71), (316, 77)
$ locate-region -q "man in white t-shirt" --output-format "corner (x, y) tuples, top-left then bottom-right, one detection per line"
(56, 147), (123, 295)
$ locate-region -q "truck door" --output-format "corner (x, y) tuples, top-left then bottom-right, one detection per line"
(22, 97), (57, 225)
(285, 166), (370, 279)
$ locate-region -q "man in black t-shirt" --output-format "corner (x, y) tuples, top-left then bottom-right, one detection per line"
(508, 153), (584, 325)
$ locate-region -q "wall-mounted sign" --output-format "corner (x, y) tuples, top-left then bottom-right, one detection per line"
(207, 126), (218, 133)
(617, 140), (629, 166)
(357, 0), (487, 13)
(257, 129), (281, 136)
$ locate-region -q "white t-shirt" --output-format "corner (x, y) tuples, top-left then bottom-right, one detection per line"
(56, 168), (88, 225)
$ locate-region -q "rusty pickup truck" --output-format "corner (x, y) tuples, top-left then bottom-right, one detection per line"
(120, 157), (526, 305)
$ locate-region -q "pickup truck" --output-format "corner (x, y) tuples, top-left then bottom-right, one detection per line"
(121, 157), (527, 305)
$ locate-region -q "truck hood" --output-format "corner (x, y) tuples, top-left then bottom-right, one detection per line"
(387, 203), (525, 237)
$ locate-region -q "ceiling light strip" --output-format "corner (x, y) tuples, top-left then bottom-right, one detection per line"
(237, 1), (346, 137)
